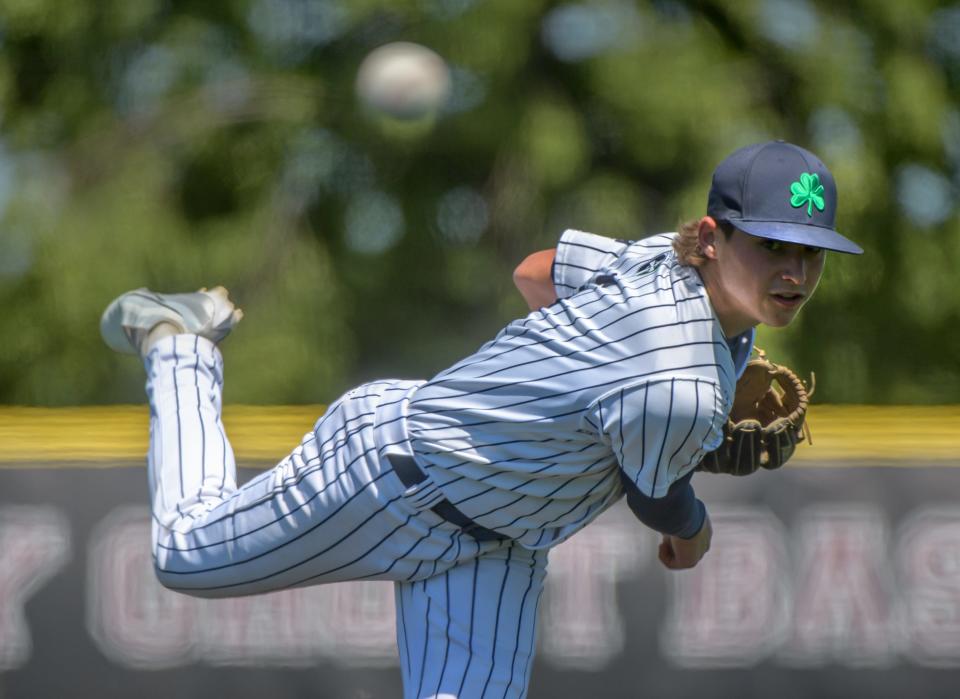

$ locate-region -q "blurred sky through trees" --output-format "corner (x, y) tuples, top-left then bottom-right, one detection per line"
(0, 0), (959, 405)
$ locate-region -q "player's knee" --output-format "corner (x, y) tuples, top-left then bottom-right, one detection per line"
(152, 563), (184, 593)
(151, 544), (236, 599)
(152, 563), (192, 594)
(152, 563), (235, 599)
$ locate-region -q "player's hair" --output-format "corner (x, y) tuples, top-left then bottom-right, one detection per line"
(673, 218), (735, 267)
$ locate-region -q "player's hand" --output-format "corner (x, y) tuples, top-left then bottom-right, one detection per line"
(658, 513), (712, 570)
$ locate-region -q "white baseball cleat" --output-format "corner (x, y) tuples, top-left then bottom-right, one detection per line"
(100, 286), (243, 355)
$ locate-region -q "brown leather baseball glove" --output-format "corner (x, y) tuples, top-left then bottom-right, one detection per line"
(697, 349), (813, 476)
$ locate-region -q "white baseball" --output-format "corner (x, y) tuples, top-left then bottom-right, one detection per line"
(355, 42), (451, 120)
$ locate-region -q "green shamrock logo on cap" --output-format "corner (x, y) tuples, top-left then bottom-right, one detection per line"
(790, 172), (825, 217)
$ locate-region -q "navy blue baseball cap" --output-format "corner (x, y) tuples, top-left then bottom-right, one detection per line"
(707, 141), (863, 254)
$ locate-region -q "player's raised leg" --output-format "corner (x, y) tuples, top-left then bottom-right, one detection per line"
(100, 287), (503, 597)
(100, 287), (246, 563)
(395, 544), (548, 699)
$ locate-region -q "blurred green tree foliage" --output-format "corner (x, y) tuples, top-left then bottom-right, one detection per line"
(0, 0), (958, 404)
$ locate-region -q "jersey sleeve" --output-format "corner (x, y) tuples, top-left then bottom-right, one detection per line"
(588, 377), (725, 498)
(619, 469), (706, 537)
(551, 229), (629, 299)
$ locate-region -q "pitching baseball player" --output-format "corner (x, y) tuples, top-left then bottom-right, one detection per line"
(101, 141), (861, 698)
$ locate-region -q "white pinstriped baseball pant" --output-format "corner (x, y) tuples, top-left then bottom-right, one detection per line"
(144, 335), (548, 698)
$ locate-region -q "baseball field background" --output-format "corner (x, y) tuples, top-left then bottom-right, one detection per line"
(2, 0), (960, 697)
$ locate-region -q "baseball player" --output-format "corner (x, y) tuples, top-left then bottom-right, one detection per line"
(100, 141), (861, 698)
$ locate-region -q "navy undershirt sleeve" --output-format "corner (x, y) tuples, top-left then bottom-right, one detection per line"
(619, 469), (706, 539)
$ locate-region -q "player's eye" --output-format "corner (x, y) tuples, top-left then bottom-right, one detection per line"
(804, 246), (823, 255)
(761, 239), (784, 252)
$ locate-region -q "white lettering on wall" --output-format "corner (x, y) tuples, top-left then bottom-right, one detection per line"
(87, 507), (196, 669)
(898, 506), (960, 667)
(84, 501), (960, 670)
(88, 507), (398, 668)
(781, 504), (899, 667)
(540, 507), (650, 670)
(318, 580), (397, 667)
(661, 506), (791, 667)
(0, 506), (71, 670)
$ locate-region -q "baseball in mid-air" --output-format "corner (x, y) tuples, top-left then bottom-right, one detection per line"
(355, 42), (452, 121)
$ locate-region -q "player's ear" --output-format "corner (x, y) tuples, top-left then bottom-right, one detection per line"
(697, 216), (720, 261)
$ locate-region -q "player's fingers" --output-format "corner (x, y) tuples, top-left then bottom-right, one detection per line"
(658, 537), (675, 567)
(661, 553), (686, 570)
(660, 538), (702, 570)
(664, 551), (695, 570)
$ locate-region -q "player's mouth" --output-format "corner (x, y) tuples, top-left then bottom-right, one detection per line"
(769, 291), (805, 309)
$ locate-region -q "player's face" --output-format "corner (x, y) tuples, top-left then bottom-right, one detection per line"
(704, 223), (825, 335)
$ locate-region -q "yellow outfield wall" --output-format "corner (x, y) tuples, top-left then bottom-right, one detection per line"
(0, 405), (958, 467)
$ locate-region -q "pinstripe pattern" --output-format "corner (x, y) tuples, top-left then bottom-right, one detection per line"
(145, 336), (546, 696)
(395, 546), (547, 699)
(147, 336), (238, 535)
(406, 231), (753, 547)
(146, 338), (506, 597)
(139, 229), (752, 697)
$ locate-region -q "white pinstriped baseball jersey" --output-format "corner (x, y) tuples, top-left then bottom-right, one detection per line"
(401, 230), (755, 549)
(127, 228), (754, 699)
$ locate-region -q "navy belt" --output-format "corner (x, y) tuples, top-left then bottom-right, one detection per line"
(389, 454), (508, 543)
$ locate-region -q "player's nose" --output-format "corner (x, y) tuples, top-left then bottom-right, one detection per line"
(780, 249), (807, 285)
